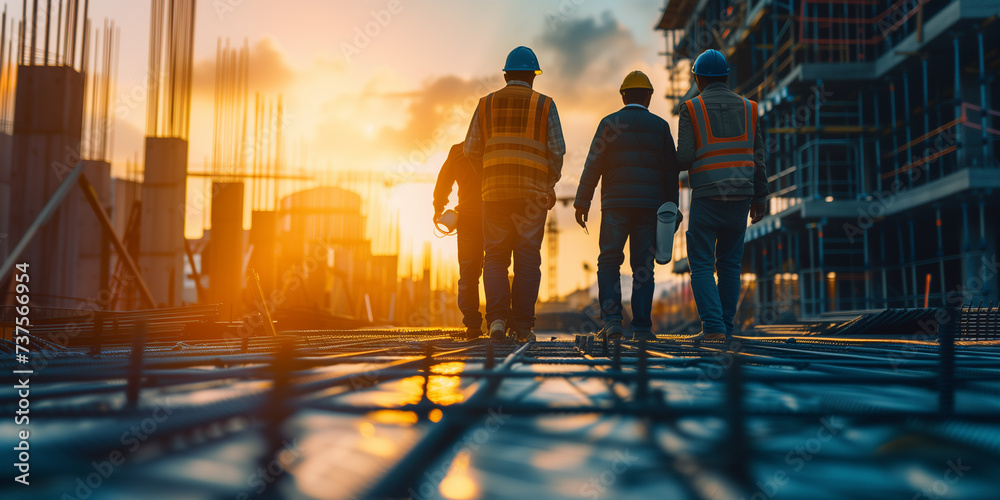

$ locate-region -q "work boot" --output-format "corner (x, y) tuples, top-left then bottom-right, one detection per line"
(512, 328), (536, 342)
(488, 320), (507, 342)
(596, 324), (623, 341)
(687, 331), (725, 342)
(631, 330), (657, 342)
(462, 327), (482, 341)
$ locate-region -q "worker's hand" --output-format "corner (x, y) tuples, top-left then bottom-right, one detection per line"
(433, 208), (443, 223)
(575, 207), (589, 229)
(546, 191), (557, 210)
(675, 211), (684, 233)
(750, 202), (766, 224)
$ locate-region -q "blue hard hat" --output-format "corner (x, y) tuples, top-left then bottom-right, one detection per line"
(692, 49), (729, 77)
(503, 46), (542, 74)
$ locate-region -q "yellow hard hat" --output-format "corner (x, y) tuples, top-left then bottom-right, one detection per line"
(620, 70), (653, 93)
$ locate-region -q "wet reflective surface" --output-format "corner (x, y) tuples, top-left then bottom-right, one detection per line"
(3, 330), (1000, 499)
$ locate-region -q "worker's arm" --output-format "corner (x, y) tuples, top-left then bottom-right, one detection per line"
(750, 122), (769, 223)
(464, 106), (485, 172)
(433, 147), (458, 217)
(675, 103), (695, 171)
(574, 118), (606, 214)
(546, 101), (566, 190)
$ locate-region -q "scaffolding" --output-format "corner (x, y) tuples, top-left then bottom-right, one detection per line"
(657, 0), (1000, 323)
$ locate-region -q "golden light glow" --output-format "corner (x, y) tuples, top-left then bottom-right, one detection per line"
(429, 408), (444, 422)
(367, 410), (419, 426)
(359, 435), (399, 458)
(393, 362), (467, 406)
(358, 421), (375, 438)
(439, 451), (479, 500)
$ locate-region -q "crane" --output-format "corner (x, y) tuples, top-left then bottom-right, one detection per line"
(546, 196), (577, 301)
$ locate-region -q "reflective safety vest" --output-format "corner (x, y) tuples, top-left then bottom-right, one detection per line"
(477, 84), (553, 201)
(684, 95), (757, 193)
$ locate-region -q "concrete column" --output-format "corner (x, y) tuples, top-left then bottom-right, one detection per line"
(9, 66), (85, 308)
(249, 210), (277, 297)
(208, 182), (244, 320)
(140, 137), (188, 307)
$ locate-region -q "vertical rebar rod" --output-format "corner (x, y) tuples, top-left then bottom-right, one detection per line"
(165, 0), (175, 136)
(274, 95), (283, 210)
(0, 9), (6, 128)
(126, 321), (147, 409)
(19, 0), (25, 65)
(725, 338), (749, 487)
(977, 31), (989, 166)
(108, 24), (119, 158)
(69, 0), (78, 68)
(938, 307), (955, 414)
(29, 0), (37, 65)
(43, 0), (49, 64)
(55, 0), (61, 63)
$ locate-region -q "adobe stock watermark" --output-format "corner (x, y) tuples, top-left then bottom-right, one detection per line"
(745, 417), (845, 500)
(115, 71), (154, 122)
(236, 439), (303, 500)
(887, 253), (998, 372)
(679, 340), (746, 404)
(407, 406), (511, 500)
(340, 0), (406, 62)
(388, 72), (505, 185)
(579, 449), (636, 499)
(545, 0), (588, 29)
(911, 458), (972, 500)
(875, 0), (923, 40)
(213, 0), (253, 21)
(842, 125), (958, 243)
(61, 399), (180, 500)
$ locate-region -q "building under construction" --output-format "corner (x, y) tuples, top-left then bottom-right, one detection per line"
(657, 0), (1000, 325)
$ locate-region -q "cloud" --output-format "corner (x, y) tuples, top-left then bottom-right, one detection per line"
(191, 36), (296, 96)
(310, 11), (649, 172)
(372, 73), (505, 153)
(536, 11), (645, 91)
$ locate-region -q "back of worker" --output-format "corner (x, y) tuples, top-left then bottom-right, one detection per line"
(465, 46), (565, 343)
(575, 70), (679, 342)
(677, 49), (769, 340)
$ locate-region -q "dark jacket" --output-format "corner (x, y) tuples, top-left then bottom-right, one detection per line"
(676, 82), (768, 203)
(574, 105), (679, 211)
(433, 143), (482, 214)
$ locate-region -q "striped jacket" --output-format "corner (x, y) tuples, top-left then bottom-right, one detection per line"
(464, 81), (565, 201)
(677, 82), (768, 203)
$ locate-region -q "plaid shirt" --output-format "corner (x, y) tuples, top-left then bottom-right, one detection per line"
(464, 80), (565, 200)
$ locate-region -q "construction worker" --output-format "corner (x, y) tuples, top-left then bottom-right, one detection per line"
(433, 142), (484, 340)
(574, 70), (681, 342)
(677, 49), (769, 340)
(464, 46), (565, 342)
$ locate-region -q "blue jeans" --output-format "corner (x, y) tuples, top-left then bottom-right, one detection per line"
(456, 211), (484, 329)
(597, 208), (657, 332)
(686, 197), (751, 335)
(482, 198), (547, 331)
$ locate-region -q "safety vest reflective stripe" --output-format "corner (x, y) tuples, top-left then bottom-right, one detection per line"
(479, 89), (551, 174)
(685, 95), (757, 191)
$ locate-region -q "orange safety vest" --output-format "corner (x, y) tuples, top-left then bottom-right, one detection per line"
(477, 84), (553, 201)
(684, 95), (757, 193)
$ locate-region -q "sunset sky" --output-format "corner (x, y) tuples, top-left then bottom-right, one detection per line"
(38, 0), (683, 297)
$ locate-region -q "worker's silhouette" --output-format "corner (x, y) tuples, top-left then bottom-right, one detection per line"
(433, 143), (484, 340)
(574, 70), (681, 342)
(465, 46), (565, 342)
(677, 49), (769, 340)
